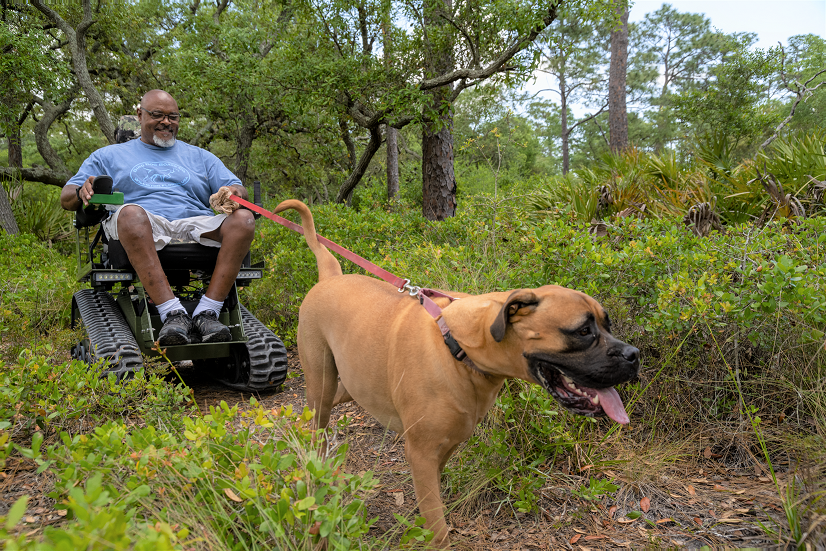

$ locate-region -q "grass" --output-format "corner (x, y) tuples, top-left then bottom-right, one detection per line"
(1, 175), (826, 547)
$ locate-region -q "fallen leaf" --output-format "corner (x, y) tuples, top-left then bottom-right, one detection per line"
(640, 497), (650, 512)
(584, 534), (607, 540)
(716, 518), (743, 523)
(687, 485), (696, 496)
(24, 516), (36, 523)
(713, 484), (727, 491)
(56, 510), (67, 517)
(616, 518), (638, 524)
(608, 505), (617, 516)
(758, 476), (771, 482)
(572, 528), (587, 534)
(224, 488), (243, 502)
(308, 521), (322, 535)
(703, 447), (712, 459)
(570, 534), (582, 544)
(394, 493), (404, 507)
(693, 517), (703, 526)
(656, 518), (673, 524)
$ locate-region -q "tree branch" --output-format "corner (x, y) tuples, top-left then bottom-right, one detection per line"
(760, 44), (826, 150)
(30, 0), (115, 143)
(0, 166), (71, 187)
(419, 1), (561, 95)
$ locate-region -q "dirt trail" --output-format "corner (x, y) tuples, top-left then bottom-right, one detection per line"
(186, 350), (788, 550)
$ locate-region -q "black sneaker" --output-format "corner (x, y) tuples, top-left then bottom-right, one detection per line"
(158, 309), (194, 346)
(193, 310), (232, 343)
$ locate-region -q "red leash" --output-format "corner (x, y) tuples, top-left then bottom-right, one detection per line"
(231, 196), (409, 289)
(230, 196), (485, 374)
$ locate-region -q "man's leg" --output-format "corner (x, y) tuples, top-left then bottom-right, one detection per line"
(199, 208), (256, 301)
(116, 205), (174, 303)
(115, 206), (193, 345)
(192, 208), (256, 342)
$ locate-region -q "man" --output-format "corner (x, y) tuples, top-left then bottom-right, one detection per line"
(61, 89), (255, 347)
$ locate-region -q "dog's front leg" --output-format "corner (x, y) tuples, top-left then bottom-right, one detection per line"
(405, 436), (452, 548)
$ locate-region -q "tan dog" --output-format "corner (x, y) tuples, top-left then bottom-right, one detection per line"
(274, 200), (640, 548)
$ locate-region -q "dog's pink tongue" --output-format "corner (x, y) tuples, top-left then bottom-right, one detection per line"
(596, 388), (630, 424)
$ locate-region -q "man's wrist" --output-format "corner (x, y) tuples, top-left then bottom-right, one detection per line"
(76, 186), (82, 202)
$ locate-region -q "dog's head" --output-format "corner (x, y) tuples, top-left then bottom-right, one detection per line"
(452, 285), (639, 424)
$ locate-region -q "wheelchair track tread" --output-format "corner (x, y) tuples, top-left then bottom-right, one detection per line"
(226, 305), (288, 392)
(73, 288), (144, 378)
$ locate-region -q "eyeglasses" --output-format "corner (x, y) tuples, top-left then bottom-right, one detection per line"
(140, 108), (181, 123)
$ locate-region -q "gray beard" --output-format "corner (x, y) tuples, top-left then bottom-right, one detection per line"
(153, 134), (176, 148)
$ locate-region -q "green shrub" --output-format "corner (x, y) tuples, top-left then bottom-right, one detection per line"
(28, 400), (378, 551)
(0, 233), (76, 345)
(0, 350), (195, 442)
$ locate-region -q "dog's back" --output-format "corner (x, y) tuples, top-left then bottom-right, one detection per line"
(272, 199), (342, 281)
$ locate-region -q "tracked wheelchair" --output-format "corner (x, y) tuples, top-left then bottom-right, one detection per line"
(69, 118), (287, 392)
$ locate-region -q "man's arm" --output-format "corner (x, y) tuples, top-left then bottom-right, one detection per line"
(61, 175), (96, 211)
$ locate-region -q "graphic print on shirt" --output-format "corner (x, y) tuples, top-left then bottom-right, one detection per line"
(130, 161), (191, 189)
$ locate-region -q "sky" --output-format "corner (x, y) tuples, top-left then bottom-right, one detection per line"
(522, 0), (826, 113)
(629, 0), (826, 49)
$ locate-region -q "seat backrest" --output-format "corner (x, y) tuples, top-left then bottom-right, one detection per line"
(115, 115), (141, 144)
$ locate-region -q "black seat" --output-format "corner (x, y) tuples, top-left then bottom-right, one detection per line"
(107, 239), (221, 273)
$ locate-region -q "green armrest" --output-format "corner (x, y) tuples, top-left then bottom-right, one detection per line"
(88, 192), (124, 206)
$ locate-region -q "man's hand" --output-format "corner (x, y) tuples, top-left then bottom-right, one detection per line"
(60, 175), (95, 211)
(210, 186), (244, 214)
(228, 184), (248, 200)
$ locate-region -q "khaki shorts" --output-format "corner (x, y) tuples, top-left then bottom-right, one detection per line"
(102, 204), (228, 250)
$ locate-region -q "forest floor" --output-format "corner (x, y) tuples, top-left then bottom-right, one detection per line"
(182, 349), (791, 550)
(0, 347), (797, 549)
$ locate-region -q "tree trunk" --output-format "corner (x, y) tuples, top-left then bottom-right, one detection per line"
(30, 0), (115, 144)
(386, 125), (399, 199)
(422, 94), (456, 220)
(608, 4), (629, 153)
(1, 112), (21, 234)
(34, 92), (76, 175)
(560, 72), (570, 174)
(421, 0), (456, 221)
(235, 118), (257, 183)
(1, 125), (20, 234)
(0, 183), (18, 235)
(7, 124), (22, 169)
(336, 125), (383, 204)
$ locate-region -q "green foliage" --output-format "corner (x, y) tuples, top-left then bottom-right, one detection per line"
(0, 233), (75, 342)
(572, 477), (619, 502)
(444, 380), (576, 514)
(33, 401), (378, 550)
(0, 350), (194, 441)
(3, 180), (73, 244)
(673, 44), (780, 154)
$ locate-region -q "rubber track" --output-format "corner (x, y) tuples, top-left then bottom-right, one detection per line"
(73, 288), (144, 378)
(226, 305), (288, 392)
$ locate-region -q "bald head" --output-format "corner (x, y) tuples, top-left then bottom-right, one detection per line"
(137, 90), (180, 147)
(140, 89), (178, 109)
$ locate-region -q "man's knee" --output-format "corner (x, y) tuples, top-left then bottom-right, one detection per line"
(224, 209), (255, 239)
(117, 206), (152, 239)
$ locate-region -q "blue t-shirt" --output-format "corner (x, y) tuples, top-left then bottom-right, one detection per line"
(66, 139), (242, 220)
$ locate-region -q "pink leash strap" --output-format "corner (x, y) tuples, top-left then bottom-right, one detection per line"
(232, 196), (484, 373)
(231, 196), (408, 289)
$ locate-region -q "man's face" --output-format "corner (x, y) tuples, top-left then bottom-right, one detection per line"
(137, 93), (180, 148)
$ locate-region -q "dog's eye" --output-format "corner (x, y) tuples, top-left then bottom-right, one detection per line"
(579, 327), (591, 336)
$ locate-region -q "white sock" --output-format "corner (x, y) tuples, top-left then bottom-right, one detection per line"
(193, 295), (224, 318)
(157, 297), (184, 322)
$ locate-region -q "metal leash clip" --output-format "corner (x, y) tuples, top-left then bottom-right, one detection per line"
(397, 279), (422, 297)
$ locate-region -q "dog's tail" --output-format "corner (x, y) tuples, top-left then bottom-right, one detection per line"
(272, 199), (343, 281)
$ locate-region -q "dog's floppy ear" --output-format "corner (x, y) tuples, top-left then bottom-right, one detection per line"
(490, 289), (539, 342)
